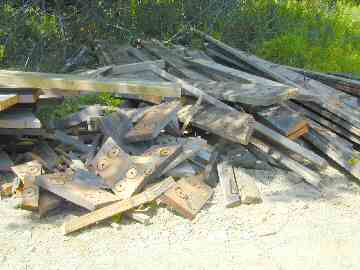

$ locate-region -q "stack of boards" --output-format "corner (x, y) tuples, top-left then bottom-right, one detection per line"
(1, 31), (360, 236)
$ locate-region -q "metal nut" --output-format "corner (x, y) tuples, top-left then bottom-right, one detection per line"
(107, 147), (120, 158)
(175, 187), (188, 200)
(144, 167), (153, 176)
(159, 148), (170, 157)
(126, 168), (138, 179)
(97, 159), (109, 171)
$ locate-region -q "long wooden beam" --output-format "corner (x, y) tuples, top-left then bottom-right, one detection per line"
(0, 69), (181, 97)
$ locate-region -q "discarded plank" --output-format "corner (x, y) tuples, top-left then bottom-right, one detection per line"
(249, 138), (322, 189)
(217, 161), (241, 208)
(113, 144), (182, 200)
(51, 130), (93, 153)
(0, 94), (19, 112)
(0, 182), (13, 198)
(0, 69), (181, 98)
(98, 111), (135, 153)
(256, 105), (309, 139)
(0, 151), (14, 172)
(0, 88), (40, 103)
(233, 168), (262, 204)
(159, 174), (213, 220)
(88, 137), (134, 187)
(62, 177), (176, 235)
(178, 104), (255, 145)
(303, 124), (360, 181)
(125, 101), (181, 142)
(36, 172), (119, 211)
(193, 80), (296, 106)
(11, 160), (42, 211)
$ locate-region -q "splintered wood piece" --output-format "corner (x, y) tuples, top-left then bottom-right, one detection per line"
(178, 104), (254, 145)
(165, 161), (200, 178)
(98, 111), (134, 152)
(113, 144), (182, 200)
(1, 182), (13, 198)
(0, 110), (41, 129)
(11, 160), (43, 211)
(159, 174), (213, 220)
(0, 151), (14, 172)
(35, 172), (119, 211)
(32, 142), (59, 171)
(0, 94), (19, 112)
(0, 69), (181, 97)
(257, 105), (309, 139)
(38, 191), (63, 218)
(233, 168), (262, 205)
(88, 137), (134, 187)
(125, 101), (181, 142)
(62, 177), (176, 235)
(54, 105), (105, 129)
(72, 169), (109, 189)
(217, 161), (241, 208)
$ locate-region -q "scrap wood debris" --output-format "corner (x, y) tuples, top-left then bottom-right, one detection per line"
(1, 30), (360, 235)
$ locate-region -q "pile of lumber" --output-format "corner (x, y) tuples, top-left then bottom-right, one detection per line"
(1, 30), (360, 235)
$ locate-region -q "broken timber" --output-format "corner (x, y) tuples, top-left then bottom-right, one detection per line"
(62, 177), (176, 235)
(217, 161), (241, 208)
(36, 172), (119, 211)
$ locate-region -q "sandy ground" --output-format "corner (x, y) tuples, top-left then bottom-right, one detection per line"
(1, 166), (360, 270)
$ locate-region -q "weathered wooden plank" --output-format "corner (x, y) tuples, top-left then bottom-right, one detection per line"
(192, 80), (296, 106)
(11, 160), (42, 211)
(98, 111), (134, 153)
(286, 66), (360, 97)
(178, 104), (255, 145)
(113, 144), (182, 199)
(256, 105), (309, 139)
(62, 177), (176, 235)
(164, 161), (200, 178)
(0, 69), (181, 97)
(249, 138), (322, 188)
(0, 151), (14, 172)
(217, 161), (241, 208)
(195, 30), (360, 127)
(159, 174), (213, 220)
(303, 124), (360, 181)
(109, 60), (166, 75)
(288, 101), (360, 146)
(0, 182), (13, 198)
(0, 94), (19, 112)
(88, 137), (134, 187)
(233, 167), (262, 204)
(125, 101), (181, 142)
(0, 110), (41, 129)
(142, 40), (210, 81)
(36, 172), (119, 211)
(254, 122), (327, 169)
(32, 141), (59, 171)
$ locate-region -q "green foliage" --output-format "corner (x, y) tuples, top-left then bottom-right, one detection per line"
(37, 93), (122, 122)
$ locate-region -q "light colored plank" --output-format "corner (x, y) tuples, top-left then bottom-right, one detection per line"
(233, 168), (262, 204)
(0, 94), (19, 112)
(0, 69), (181, 97)
(217, 161), (241, 208)
(62, 177), (176, 235)
(159, 174), (213, 220)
